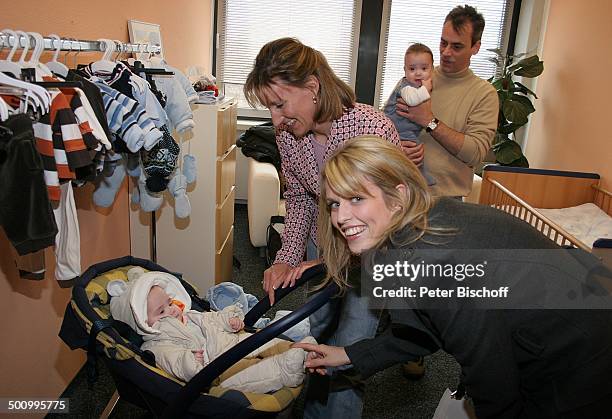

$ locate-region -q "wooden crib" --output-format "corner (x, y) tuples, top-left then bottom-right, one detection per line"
(478, 166), (612, 252)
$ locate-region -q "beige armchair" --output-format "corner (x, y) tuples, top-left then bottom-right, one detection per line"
(247, 158), (286, 248)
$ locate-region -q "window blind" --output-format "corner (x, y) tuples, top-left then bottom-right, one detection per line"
(377, 0), (514, 108)
(216, 0), (360, 117)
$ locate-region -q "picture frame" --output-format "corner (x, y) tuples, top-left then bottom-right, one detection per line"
(127, 19), (164, 60)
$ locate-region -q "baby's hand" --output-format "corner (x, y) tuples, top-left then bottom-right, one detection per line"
(192, 349), (204, 365)
(229, 317), (244, 332)
(422, 78), (433, 92)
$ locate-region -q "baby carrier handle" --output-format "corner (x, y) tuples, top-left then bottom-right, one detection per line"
(244, 263), (326, 327)
(161, 264), (336, 419)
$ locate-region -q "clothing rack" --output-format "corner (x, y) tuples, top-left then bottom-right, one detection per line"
(0, 33), (162, 54)
(1, 29), (173, 415)
(1, 31), (167, 264)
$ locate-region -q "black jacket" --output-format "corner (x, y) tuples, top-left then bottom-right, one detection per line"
(346, 198), (612, 418)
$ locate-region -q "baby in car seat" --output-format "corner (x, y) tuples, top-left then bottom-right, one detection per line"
(108, 267), (315, 393)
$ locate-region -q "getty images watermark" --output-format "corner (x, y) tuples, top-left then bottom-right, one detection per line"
(360, 249), (612, 310)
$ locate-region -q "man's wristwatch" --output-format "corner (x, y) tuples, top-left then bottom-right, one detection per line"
(426, 117), (439, 133)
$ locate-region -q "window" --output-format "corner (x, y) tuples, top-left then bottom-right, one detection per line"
(216, 0), (361, 118)
(376, 0), (515, 108)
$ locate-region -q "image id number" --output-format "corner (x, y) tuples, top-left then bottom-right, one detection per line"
(1, 398), (69, 413)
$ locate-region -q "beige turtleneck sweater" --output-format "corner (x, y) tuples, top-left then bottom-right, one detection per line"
(418, 66), (498, 197)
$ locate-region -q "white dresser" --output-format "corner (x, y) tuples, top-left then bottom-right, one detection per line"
(129, 99), (238, 294)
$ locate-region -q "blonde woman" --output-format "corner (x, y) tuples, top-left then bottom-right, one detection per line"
(296, 136), (612, 419)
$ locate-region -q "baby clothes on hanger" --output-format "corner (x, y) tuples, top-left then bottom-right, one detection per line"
(82, 62), (168, 128)
(93, 81), (162, 152)
(32, 88), (95, 200)
(145, 61), (195, 133)
(0, 113), (58, 255)
(150, 73), (194, 133)
(66, 70), (113, 142)
(53, 180), (81, 282)
(146, 58), (199, 104)
(168, 64), (199, 104)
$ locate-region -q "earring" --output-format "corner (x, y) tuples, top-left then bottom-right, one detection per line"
(312, 96), (318, 104)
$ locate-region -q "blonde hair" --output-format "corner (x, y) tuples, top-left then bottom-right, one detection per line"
(244, 37), (355, 124)
(317, 136), (438, 291)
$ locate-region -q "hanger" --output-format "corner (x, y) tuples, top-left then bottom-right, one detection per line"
(0, 70), (51, 115)
(16, 31), (31, 67)
(0, 29), (23, 77)
(62, 38), (74, 67)
(25, 32), (53, 76)
(0, 96), (10, 121)
(75, 39), (84, 69)
(45, 34), (70, 77)
(18, 34), (82, 89)
(0, 31), (50, 115)
(90, 38), (117, 75)
(149, 51), (165, 68)
(112, 40), (124, 61)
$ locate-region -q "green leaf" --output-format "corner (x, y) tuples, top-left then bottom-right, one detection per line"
(507, 61), (521, 73)
(486, 47), (503, 57)
(516, 55), (541, 67)
(493, 132), (509, 145)
(491, 78), (504, 90)
(487, 57), (500, 66)
(509, 155), (530, 167)
(508, 55), (543, 77)
(515, 60), (543, 77)
(493, 140), (524, 165)
(511, 94), (536, 114)
(502, 99), (529, 125)
(513, 81), (538, 98)
(498, 122), (523, 135)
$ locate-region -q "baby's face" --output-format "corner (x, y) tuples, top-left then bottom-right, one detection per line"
(146, 286), (182, 326)
(404, 52), (433, 86)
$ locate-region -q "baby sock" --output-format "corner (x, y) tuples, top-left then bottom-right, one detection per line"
(93, 158), (126, 208)
(183, 154), (197, 184)
(138, 172), (163, 212)
(168, 172), (191, 218)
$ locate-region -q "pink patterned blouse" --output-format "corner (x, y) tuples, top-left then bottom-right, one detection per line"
(274, 102), (401, 267)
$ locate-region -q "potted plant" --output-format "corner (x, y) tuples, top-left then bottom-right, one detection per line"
(487, 49), (544, 167)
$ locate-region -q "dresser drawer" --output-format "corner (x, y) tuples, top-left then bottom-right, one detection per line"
(216, 100), (237, 155)
(216, 145), (236, 203)
(215, 226), (234, 283)
(216, 186), (235, 250)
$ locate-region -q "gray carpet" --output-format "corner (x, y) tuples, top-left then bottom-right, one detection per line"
(51, 204), (460, 418)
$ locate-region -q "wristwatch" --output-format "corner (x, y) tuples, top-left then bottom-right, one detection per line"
(426, 117), (439, 133)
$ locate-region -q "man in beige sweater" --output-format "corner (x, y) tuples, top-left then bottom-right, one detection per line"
(395, 4), (498, 380)
(398, 5), (498, 198)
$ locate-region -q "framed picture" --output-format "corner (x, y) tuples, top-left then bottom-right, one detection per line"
(127, 20), (164, 60)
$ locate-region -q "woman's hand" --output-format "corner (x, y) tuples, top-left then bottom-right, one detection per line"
(263, 260), (320, 305)
(262, 263), (291, 305)
(292, 342), (351, 375)
(287, 259), (320, 288)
